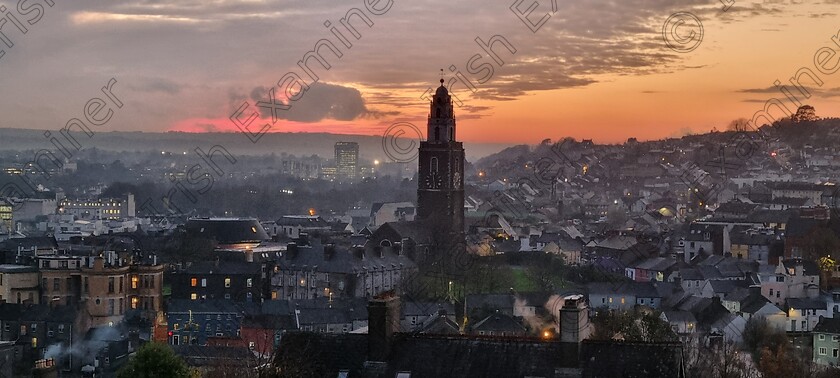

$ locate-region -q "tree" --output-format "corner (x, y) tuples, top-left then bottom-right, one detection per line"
(686, 336), (758, 378)
(118, 342), (193, 378)
(727, 118), (751, 132)
(591, 307), (676, 342)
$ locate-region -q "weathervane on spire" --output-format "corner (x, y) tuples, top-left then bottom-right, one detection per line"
(439, 68), (445, 85)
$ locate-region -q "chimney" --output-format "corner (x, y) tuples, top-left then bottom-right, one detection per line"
(559, 294), (590, 343)
(324, 244), (335, 261)
(368, 291), (400, 361)
(287, 243), (298, 259)
(93, 257), (105, 271)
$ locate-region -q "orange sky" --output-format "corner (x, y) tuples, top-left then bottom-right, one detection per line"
(3, 1), (840, 146)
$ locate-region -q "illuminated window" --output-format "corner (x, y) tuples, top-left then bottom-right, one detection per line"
(246, 278), (252, 288)
(131, 276), (138, 289)
(271, 291), (278, 300)
(31, 337), (37, 349)
(201, 279), (207, 287)
(190, 278), (198, 287)
(225, 278), (231, 288)
(131, 297), (139, 309)
(190, 293), (197, 300)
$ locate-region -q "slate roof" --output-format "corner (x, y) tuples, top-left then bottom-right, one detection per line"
(785, 217), (822, 238)
(403, 301), (456, 317)
(470, 313), (527, 333)
(182, 261), (261, 275)
(185, 218), (269, 244)
(740, 294), (774, 314)
(241, 314), (296, 330)
(781, 259), (819, 276)
(786, 298), (826, 310)
(279, 243), (416, 275)
(714, 202), (759, 216)
(415, 313), (461, 334)
(662, 310), (696, 323)
(632, 257), (677, 272)
(0, 303), (78, 323)
(707, 280), (747, 295)
(167, 299), (256, 314)
(275, 216), (330, 228)
(0, 237), (58, 250)
(814, 317), (840, 334)
(579, 340), (686, 378)
(173, 345), (255, 367)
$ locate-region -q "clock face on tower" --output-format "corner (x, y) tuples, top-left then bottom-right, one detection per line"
(425, 172), (442, 189)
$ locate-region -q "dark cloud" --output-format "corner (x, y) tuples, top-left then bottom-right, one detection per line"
(249, 82), (380, 123)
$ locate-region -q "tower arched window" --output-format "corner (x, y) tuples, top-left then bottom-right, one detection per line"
(430, 157), (439, 173)
(434, 127), (440, 141)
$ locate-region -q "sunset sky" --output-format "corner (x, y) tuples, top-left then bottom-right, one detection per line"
(2, 0), (840, 144)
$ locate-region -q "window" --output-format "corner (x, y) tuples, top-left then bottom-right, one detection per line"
(131, 297), (138, 309)
(201, 279), (207, 287)
(108, 277), (115, 293)
(834, 349), (839, 358)
(119, 277), (123, 292)
(190, 293), (197, 300)
(58, 324), (64, 333)
(819, 347), (827, 355)
(601, 298), (606, 304)
(820, 334), (826, 341)
(833, 335), (839, 342)
(769, 289), (774, 296)
(42, 278), (47, 290)
(225, 278), (231, 288)
(53, 278), (59, 291)
(131, 275), (138, 289)
(108, 299), (115, 316)
(224, 294), (230, 299)
(191, 278), (198, 287)
(246, 278), (252, 288)
(776, 291), (780, 298)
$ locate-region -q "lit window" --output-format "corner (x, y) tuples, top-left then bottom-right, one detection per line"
(201, 279), (207, 287)
(131, 297), (139, 309)
(190, 293), (197, 300)
(131, 276), (138, 289)
(191, 278), (198, 287)
(225, 278), (231, 288)
(247, 278), (253, 288)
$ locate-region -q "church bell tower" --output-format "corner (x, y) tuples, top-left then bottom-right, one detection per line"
(417, 79), (465, 239)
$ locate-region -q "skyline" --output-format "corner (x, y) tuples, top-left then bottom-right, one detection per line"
(1, 1), (840, 144)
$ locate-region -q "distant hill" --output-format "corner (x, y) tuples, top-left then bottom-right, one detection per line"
(474, 116), (840, 170)
(0, 128), (511, 162)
